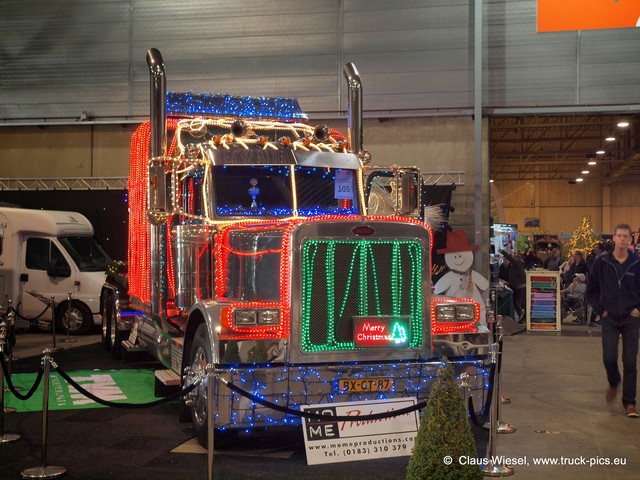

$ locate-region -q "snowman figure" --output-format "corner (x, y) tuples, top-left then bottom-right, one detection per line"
(434, 229), (490, 332)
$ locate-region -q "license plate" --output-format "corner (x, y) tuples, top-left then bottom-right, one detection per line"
(335, 377), (394, 393)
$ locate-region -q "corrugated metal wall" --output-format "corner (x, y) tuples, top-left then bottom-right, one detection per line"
(2, 0), (638, 123)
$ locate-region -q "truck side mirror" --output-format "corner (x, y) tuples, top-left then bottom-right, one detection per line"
(400, 172), (419, 215)
(47, 259), (71, 278)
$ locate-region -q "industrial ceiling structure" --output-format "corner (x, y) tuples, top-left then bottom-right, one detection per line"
(490, 113), (640, 182)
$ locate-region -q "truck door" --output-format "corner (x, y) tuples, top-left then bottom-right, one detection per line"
(19, 237), (75, 319)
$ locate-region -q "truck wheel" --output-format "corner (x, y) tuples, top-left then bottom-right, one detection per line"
(101, 292), (112, 351)
(58, 301), (93, 336)
(187, 324), (211, 446)
(185, 324), (238, 449)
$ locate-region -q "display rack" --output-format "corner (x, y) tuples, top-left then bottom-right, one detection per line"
(526, 270), (561, 331)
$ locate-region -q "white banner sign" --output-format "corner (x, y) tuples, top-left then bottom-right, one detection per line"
(301, 397), (419, 465)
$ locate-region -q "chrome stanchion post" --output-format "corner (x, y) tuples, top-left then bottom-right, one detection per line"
(61, 292), (76, 344)
(495, 316), (517, 435)
(205, 363), (216, 480)
(7, 297), (17, 364)
(49, 296), (59, 353)
(1, 310), (17, 413)
(6, 301), (17, 369)
(487, 293), (511, 406)
(20, 349), (66, 479)
(481, 341), (514, 477)
(5, 302), (23, 395)
(0, 316), (20, 443)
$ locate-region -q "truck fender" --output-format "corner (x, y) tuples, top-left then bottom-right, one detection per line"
(182, 300), (224, 371)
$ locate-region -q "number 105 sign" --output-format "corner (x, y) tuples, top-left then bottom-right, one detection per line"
(301, 398), (419, 465)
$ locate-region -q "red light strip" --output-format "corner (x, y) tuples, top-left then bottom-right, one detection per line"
(128, 119), (179, 304)
(219, 301), (285, 340)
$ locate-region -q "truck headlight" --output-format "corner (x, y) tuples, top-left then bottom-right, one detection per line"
(436, 305), (456, 321)
(233, 308), (281, 326)
(455, 304), (475, 321)
(258, 309), (280, 325)
(435, 304), (476, 322)
(233, 309), (257, 326)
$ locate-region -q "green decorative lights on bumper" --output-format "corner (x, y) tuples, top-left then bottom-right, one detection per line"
(301, 239), (423, 352)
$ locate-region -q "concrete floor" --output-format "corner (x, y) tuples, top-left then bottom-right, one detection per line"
(496, 328), (640, 479)
(4, 324), (640, 479)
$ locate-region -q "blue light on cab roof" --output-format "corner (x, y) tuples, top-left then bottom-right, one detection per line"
(166, 92), (308, 121)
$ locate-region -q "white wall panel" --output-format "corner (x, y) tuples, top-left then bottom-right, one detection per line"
(1, 0), (640, 123)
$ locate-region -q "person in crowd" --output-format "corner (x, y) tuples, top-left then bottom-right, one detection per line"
(543, 247), (561, 271)
(587, 243), (604, 271)
(524, 248), (543, 270)
(586, 224), (640, 418)
(499, 249), (527, 323)
(563, 250), (589, 288)
(559, 254), (573, 279)
(561, 273), (587, 321)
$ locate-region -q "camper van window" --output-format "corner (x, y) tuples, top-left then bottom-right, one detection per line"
(58, 236), (111, 272)
(25, 238), (68, 271)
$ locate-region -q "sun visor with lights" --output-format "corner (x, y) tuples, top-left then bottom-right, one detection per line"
(202, 144), (296, 165)
(202, 146), (361, 168)
(293, 150), (361, 169)
(166, 92), (308, 121)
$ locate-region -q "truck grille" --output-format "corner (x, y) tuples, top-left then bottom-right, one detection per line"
(300, 239), (423, 352)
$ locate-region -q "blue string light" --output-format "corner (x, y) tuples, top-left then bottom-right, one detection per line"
(215, 205), (358, 217)
(166, 92), (308, 121)
(210, 361), (489, 429)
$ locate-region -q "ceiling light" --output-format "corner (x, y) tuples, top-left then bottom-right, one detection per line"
(581, 170), (589, 174)
(617, 121), (630, 128)
(605, 136), (616, 142)
(596, 150), (605, 155)
(576, 178), (584, 182)
(588, 161), (597, 165)
(489, 179), (494, 183)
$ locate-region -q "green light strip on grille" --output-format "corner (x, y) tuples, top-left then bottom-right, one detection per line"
(301, 239), (423, 352)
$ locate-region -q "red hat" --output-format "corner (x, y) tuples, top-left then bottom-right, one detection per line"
(437, 230), (479, 254)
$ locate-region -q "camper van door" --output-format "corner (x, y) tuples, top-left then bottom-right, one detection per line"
(19, 236), (74, 320)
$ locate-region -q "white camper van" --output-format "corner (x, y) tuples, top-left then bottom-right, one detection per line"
(0, 207), (111, 335)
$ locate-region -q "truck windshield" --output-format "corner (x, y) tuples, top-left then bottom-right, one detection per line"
(212, 165), (359, 217)
(58, 236), (111, 272)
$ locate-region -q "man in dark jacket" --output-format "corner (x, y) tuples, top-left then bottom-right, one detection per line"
(586, 224), (640, 418)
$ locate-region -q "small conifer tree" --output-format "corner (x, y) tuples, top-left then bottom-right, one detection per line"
(406, 360), (482, 480)
(566, 215), (599, 255)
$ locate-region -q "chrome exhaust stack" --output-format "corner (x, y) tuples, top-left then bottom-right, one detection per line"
(146, 48), (170, 221)
(146, 48), (170, 322)
(343, 63), (365, 160)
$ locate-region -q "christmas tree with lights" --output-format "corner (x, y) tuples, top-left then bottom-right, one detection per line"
(566, 215), (599, 255)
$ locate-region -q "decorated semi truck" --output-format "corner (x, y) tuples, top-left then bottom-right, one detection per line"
(101, 48), (490, 446)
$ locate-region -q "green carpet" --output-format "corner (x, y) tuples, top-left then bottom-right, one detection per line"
(3, 369), (158, 412)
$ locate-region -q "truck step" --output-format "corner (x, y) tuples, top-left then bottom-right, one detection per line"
(154, 369), (181, 397)
(120, 339), (152, 362)
(121, 339), (146, 352)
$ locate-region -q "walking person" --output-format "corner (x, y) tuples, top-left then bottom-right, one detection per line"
(586, 224), (640, 417)
(586, 243), (605, 326)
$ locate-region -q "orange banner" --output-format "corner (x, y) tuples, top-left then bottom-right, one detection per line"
(538, 0), (640, 32)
